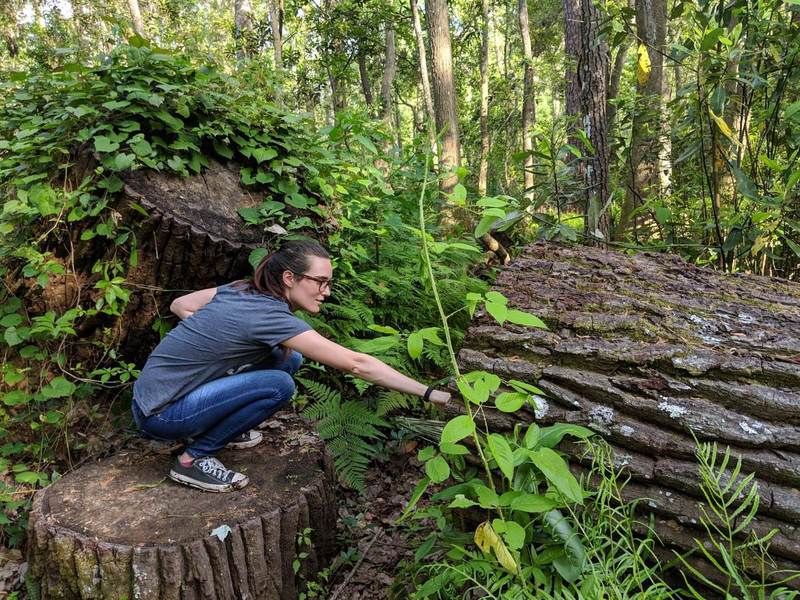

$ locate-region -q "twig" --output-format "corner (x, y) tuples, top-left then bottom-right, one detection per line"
(328, 528), (383, 600)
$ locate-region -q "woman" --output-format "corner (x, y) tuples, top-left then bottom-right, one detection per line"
(132, 239), (451, 492)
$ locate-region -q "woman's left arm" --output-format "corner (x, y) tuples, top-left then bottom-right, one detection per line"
(170, 287), (217, 320)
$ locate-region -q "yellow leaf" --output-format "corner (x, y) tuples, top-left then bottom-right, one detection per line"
(637, 44), (651, 86)
(474, 521), (518, 573)
(708, 109), (740, 146)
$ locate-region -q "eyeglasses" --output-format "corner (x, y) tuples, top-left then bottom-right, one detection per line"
(293, 272), (333, 293)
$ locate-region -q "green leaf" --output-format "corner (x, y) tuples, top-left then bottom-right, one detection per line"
(248, 248), (269, 269)
(238, 207), (261, 225)
(538, 424), (595, 448)
(4, 327), (22, 346)
(417, 446), (436, 462)
(495, 392), (527, 413)
(510, 492), (557, 513)
(485, 300), (508, 325)
(654, 206), (672, 224)
(286, 194), (309, 209)
(156, 111), (184, 130)
(449, 494), (478, 508)
(450, 184), (467, 206)
(214, 140), (234, 159)
(114, 153), (135, 171)
(41, 376), (75, 399)
(2, 390), (31, 406)
(497, 519), (526, 550)
(529, 448), (584, 504)
(440, 415), (475, 446)
(425, 455), (451, 483)
(475, 484), (500, 508)
(488, 434), (514, 482)
(15, 471), (45, 485)
(0, 314), (23, 328)
(508, 379), (544, 395)
(94, 136), (119, 153)
(476, 197), (508, 208)
(351, 335), (399, 353)
(465, 293), (482, 318)
(252, 147), (278, 163)
(130, 140), (152, 156)
(475, 214), (500, 238)
(407, 332), (423, 359)
(439, 442), (470, 455)
(523, 424), (540, 449)
(505, 309), (547, 329)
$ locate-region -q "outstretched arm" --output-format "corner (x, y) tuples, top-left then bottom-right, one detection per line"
(283, 330), (450, 405)
(170, 287), (217, 320)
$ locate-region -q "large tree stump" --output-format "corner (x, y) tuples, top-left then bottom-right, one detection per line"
(455, 242), (800, 581)
(26, 413), (336, 599)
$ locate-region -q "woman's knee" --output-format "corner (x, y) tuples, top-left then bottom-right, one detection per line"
(286, 351), (303, 375)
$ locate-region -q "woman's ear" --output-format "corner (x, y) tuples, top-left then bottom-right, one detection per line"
(282, 270), (295, 289)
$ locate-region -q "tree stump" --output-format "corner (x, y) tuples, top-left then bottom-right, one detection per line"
(454, 242), (800, 580)
(26, 413), (337, 599)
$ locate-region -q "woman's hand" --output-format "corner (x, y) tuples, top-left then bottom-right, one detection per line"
(428, 390), (450, 406)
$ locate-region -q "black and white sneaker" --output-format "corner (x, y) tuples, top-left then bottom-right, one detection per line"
(225, 429), (263, 449)
(169, 456), (249, 492)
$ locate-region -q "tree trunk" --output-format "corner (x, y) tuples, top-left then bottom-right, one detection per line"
(358, 50), (374, 109)
(268, 0), (284, 70)
(234, 0), (254, 61)
(563, 0), (582, 128)
(27, 413), (337, 600)
(477, 0), (491, 197)
(128, 0), (145, 37)
(606, 36), (630, 134)
(380, 24), (397, 123)
(617, 0), (667, 242)
(454, 242), (800, 585)
(518, 0), (535, 204)
(410, 0), (439, 162)
(424, 0), (461, 197)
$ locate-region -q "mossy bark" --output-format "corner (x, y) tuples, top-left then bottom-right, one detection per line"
(454, 242), (800, 583)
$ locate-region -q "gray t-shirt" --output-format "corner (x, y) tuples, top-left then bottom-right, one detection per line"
(133, 283), (312, 416)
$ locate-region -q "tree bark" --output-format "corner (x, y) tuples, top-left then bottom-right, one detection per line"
(268, 0), (284, 70)
(518, 0), (535, 204)
(454, 242), (800, 583)
(424, 0), (461, 198)
(380, 24), (397, 123)
(477, 0), (491, 197)
(606, 37), (630, 134)
(563, 0), (582, 127)
(358, 50), (374, 109)
(128, 0), (145, 37)
(617, 0), (667, 241)
(410, 0), (439, 162)
(234, 0), (254, 61)
(27, 414), (337, 600)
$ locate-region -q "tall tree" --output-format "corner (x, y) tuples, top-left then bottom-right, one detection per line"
(358, 49), (375, 109)
(234, 0), (253, 61)
(564, 0), (611, 241)
(478, 0), (491, 197)
(617, 0), (667, 240)
(128, 0), (146, 37)
(424, 0), (460, 196)
(268, 0), (284, 70)
(410, 0), (438, 160)
(518, 0), (535, 203)
(380, 24), (397, 123)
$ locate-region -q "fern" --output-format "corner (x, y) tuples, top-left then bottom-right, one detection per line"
(298, 377), (390, 491)
(375, 389), (417, 417)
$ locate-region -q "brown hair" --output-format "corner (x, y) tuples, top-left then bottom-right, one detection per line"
(246, 238), (330, 301)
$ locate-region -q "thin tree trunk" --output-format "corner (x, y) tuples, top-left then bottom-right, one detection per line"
(606, 38), (630, 133)
(478, 0), (491, 197)
(268, 0), (284, 70)
(358, 51), (374, 109)
(128, 0), (145, 37)
(410, 0), (439, 161)
(234, 0), (254, 61)
(519, 0), (535, 204)
(425, 0), (461, 199)
(563, 0), (582, 129)
(380, 24), (397, 123)
(617, 0), (666, 241)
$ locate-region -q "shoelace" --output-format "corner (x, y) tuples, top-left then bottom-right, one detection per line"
(195, 457), (233, 481)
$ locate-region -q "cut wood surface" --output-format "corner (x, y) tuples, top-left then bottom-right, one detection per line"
(453, 242), (800, 573)
(27, 413), (336, 600)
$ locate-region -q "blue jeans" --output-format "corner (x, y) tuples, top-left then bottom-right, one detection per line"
(132, 349), (302, 457)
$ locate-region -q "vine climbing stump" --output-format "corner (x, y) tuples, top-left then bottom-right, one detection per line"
(27, 413), (336, 600)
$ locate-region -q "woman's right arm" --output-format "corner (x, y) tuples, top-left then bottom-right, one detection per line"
(170, 287), (217, 320)
(283, 330), (450, 405)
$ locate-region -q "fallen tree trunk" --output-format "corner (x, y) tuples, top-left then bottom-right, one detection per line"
(455, 242), (800, 579)
(27, 413), (336, 599)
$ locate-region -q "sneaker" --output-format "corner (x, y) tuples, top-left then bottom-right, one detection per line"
(225, 429), (263, 449)
(169, 456), (249, 492)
